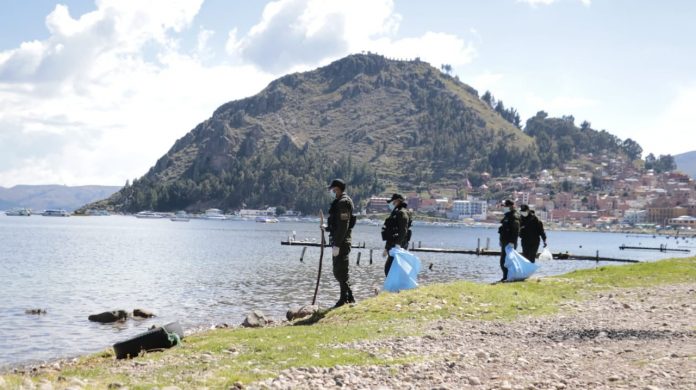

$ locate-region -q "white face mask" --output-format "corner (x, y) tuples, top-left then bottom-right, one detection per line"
(388, 202), (395, 211)
(521, 211), (529, 217)
(330, 189), (336, 197)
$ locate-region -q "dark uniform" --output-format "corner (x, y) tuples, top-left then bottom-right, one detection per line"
(327, 192), (355, 305)
(382, 200), (412, 276)
(498, 204), (520, 281)
(520, 210), (547, 263)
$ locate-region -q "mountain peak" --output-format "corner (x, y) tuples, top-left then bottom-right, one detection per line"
(87, 53), (631, 213)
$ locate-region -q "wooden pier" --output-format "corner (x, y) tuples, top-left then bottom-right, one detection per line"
(281, 240), (367, 248)
(619, 244), (690, 253)
(410, 247), (639, 263)
(282, 240), (640, 263)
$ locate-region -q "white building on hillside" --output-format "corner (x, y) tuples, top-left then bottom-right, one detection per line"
(447, 200), (487, 220)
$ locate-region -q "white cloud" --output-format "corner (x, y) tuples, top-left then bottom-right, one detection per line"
(226, 0), (474, 73)
(636, 84), (696, 155)
(517, 0), (556, 6)
(517, 0), (591, 7)
(0, 0), (274, 186)
(0, 0), (477, 187)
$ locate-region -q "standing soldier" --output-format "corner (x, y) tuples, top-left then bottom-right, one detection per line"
(519, 204), (547, 262)
(498, 199), (520, 282)
(326, 179), (356, 308)
(381, 193), (412, 276)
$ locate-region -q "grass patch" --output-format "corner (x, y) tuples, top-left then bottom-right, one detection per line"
(3, 257), (694, 388)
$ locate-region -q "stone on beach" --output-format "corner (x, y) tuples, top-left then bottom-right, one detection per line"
(132, 308), (155, 318)
(88, 310), (128, 323)
(242, 310), (269, 328)
(286, 304), (319, 321)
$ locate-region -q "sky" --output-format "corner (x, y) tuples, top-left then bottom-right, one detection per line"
(0, 0), (694, 187)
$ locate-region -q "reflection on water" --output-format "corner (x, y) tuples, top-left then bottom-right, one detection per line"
(0, 215), (692, 368)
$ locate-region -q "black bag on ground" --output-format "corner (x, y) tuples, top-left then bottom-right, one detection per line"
(113, 322), (184, 359)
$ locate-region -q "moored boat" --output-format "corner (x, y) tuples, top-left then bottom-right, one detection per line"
(134, 211), (164, 219)
(202, 208), (226, 220)
(170, 211), (190, 222)
(41, 209), (70, 217)
(255, 216), (279, 223)
(4, 208), (32, 216)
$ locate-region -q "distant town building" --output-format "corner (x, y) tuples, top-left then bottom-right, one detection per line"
(367, 196), (390, 213)
(447, 200), (487, 220)
(668, 215), (696, 227)
(623, 209), (647, 225)
(647, 206), (688, 225)
(240, 208), (275, 217)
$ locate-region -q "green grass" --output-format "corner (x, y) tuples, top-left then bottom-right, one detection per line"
(3, 257), (694, 388)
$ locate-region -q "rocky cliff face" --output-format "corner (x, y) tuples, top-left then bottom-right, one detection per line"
(149, 53), (530, 184)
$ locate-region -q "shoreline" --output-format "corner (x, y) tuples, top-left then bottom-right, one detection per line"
(1, 257), (694, 388)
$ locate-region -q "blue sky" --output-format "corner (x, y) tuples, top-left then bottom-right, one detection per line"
(0, 0), (694, 186)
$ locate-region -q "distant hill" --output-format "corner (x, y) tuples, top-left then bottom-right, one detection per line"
(84, 53), (638, 214)
(675, 151), (696, 178)
(0, 185), (121, 212)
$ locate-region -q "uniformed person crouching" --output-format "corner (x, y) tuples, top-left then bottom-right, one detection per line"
(326, 179), (356, 308)
(381, 193), (412, 277)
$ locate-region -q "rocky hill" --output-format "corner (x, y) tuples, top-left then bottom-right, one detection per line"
(85, 53), (636, 213)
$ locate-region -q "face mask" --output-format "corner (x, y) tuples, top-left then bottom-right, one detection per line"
(521, 211), (529, 217)
(388, 202), (395, 211)
(330, 189), (336, 197)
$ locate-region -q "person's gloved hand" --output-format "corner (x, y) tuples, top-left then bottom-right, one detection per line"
(332, 246), (340, 257)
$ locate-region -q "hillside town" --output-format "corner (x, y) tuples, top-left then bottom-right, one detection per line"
(367, 153), (696, 231)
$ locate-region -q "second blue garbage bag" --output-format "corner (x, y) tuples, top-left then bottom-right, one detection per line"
(504, 243), (539, 281)
(384, 247), (422, 292)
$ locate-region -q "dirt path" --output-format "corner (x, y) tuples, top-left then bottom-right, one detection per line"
(251, 284), (696, 389)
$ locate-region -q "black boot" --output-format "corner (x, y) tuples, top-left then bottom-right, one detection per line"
(334, 285), (347, 308)
(346, 288), (355, 304)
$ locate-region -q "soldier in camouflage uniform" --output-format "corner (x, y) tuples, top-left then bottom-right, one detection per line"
(326, 179), (356, 308)
(381, 193), (412, 277)
(498, 199), (520, 282)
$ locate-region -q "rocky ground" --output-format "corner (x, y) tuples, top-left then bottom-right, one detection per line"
(251, 284), (696, 390)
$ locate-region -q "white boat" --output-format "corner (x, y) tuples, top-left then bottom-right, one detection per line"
(202, 208), (226, 220)
(255, 216), (279, 223)
(5, 208), (32, 216)
(170, 211), (190, 222)
(134, 211), (164, 219)
(41, 209), (70, 217)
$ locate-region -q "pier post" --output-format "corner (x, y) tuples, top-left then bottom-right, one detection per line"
(596, 250), (599, 262)
(369, 249), (373, 264)
(418, 241), (422, 248)
(476, 238), (480, 255)
(300, 247), (307, 262)
(357, 252), (361, 265)
(485, 237), (490, 250)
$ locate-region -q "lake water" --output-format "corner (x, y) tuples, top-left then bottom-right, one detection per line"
(0, 215), (693, 368)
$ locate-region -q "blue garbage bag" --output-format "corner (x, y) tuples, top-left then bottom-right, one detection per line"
(504, 244), (539, 281)
(384, 247), (422, 292)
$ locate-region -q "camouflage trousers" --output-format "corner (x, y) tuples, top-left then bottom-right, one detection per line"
(332, 242), (354, 302)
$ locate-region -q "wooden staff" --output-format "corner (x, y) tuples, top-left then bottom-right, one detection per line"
(311, 210), (325, 305)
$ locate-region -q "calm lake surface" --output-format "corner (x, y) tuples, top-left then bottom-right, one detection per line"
(1, 215), (693, 368)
